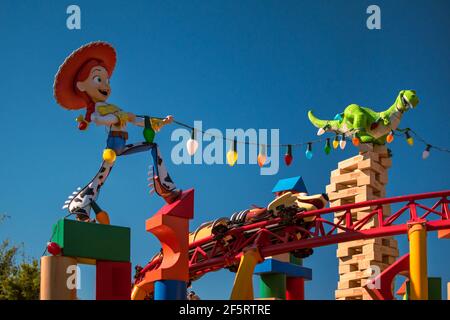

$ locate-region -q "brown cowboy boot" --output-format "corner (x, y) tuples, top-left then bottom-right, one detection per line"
(153, 176), (182, 204)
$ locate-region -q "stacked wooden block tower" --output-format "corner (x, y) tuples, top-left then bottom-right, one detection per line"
(40, 219), (131, 300)
(326, 144), (399, 300)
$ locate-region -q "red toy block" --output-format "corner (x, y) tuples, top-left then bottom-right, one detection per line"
(155, 189), (194, 219)
(286, 277), (305, 300)
(96, 261), (131, 300)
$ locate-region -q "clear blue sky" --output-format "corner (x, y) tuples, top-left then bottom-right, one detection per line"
(0, 0), (449, 300)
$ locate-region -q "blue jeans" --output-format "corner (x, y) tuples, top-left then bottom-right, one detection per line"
(106, 135), (126, 154)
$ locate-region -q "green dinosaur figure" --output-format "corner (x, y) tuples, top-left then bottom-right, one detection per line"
(308, 90), (419, 144)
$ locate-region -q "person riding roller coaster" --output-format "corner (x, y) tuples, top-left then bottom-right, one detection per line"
(133, 177), (327, 298)
(54, 41), (181, 223)
(190, 176), (328, 242)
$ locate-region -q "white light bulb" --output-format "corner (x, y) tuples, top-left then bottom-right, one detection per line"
(339, 139), (346, 150)
(186, 139), (199, 156)
(422, 150), (430, 159)
(317, 128), (326, 136)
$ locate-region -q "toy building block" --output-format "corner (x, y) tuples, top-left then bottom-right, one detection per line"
(256, 256), (312, 301)
(254, 258), (312, 279)
(40, 256), (78, 300)
(396, 280), (408, 297)
(286, 277), (305, 300)
(267, 253), (291, 263)
(140, 189), (195, 300)
(154, 280), (187, 300)
(438, 228), (450, 239)
(401, 277), (442, 300)
(144, 214), (190, 282)
(51, 219), (130, 262)
(447, 282), (450, 300)
(272, 176), (308, 194)
(427, 277), (442, 300)
(96, 260), (131, 300)
(154, 189), (194, 219)
(259, 273), (286, 300)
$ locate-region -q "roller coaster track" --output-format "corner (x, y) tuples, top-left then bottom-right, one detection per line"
(136, 190), (450, 283)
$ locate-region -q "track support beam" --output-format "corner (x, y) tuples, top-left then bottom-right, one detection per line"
(408, 222), (428, 300)
(230, 247), (263, 300)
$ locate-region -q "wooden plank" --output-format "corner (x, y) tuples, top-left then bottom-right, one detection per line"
(373, 144), (389, 157)
(358, 144), (374, 154)
(358, 159), (386, 175)
(328, 185), (370, 201)
(338, 155), (364, 170)
(335, 287), (365, 299)
(380, 157), (392, 168)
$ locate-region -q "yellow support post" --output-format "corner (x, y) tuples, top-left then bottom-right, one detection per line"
(408, 222), (428, 300)
(230, 247), (263, 300)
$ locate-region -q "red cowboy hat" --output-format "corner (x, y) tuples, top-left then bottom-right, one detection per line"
(53, 41), (116, 110)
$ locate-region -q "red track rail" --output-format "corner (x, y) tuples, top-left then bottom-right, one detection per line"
(188, 190), (450, 278)
(135, 190), (450, 282)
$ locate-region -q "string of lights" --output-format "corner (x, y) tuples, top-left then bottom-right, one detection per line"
(140, 115), (450, 166)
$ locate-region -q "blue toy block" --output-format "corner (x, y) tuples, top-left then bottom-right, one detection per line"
(154, 280), (187, 300)
(272, 176), (308, 194)
(254, 259), (312, 280)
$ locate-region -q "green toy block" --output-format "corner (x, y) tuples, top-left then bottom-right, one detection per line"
(259, 274), (286, 299)
(428, 277), (442, 300)
(289, 255), (303, 266)
(404, 277), (442, 300)
(51, 219), (130, 262)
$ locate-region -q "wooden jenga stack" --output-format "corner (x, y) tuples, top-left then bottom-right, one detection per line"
(326, 144), (399, 300)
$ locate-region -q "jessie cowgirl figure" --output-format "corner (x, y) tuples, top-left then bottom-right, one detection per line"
(54, 41), (181, 222)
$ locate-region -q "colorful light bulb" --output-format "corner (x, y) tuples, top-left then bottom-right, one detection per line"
(47, 242), (61, 256)
(317, 127), (326, 136)
(339, 134), (346, 150)
(227, 138), (238, 166)
(186, 129), (199, 156)
(305, 143), (313, 159)
(333, 135), (339, 149)
(257, 144), (267, 167)
(405, 131), (414, 146)
(422, 145), (431, 159)
(386, 130), (394, 143)
(352, 135), (360, 146)
(284, 145), (293, 166)
(324, 138), (331, 155)
(143, 116), (156, 143)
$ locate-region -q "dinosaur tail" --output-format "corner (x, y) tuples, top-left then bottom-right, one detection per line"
(307, 110), (340, 132)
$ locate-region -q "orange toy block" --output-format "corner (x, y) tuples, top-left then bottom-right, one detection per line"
(438, 229), (450, 239)
(144, 214), (190, 282)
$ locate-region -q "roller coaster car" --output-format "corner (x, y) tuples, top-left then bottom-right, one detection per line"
(188, 192), (328, 245)
(189, 217), (232, 244)
(267, 192), (328, 221)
